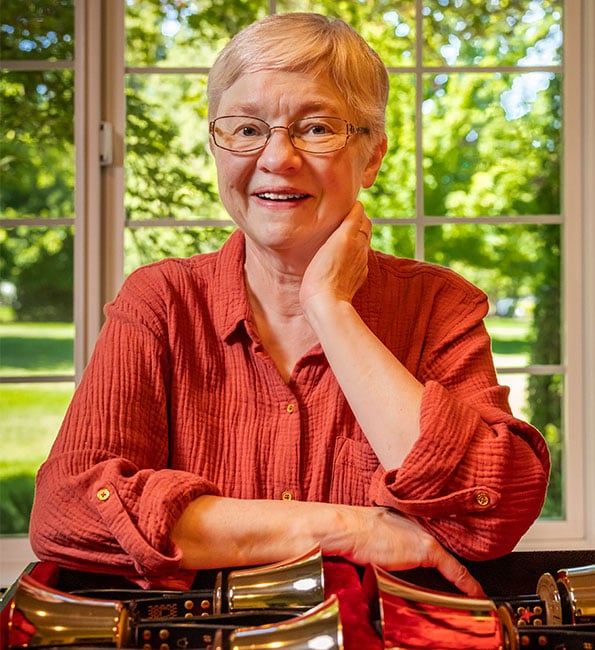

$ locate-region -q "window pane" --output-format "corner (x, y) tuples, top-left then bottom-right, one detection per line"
(528, 373), (563, 519)
(0, 0), (75, 61)
(0, 382), (73, 536)
(1, 70), (75, 219)
(126, 74), (224, 221)
(422, 72), (561, 217)
(495, 371), (563, 520)
(370, 224), (415, 260)
(425, 223), (561, 363)
(0, 226), (74, 322)
(423, 0), (562, 67)
(277, 0), (416, 67)
(362, 74), (416, 218)
(124, 226), (235, 275)
(125, 0), (268, 67)
(0, 321), (74, 377)
(487, 315), (532, 371)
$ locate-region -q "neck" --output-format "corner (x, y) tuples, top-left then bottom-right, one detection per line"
(243, 238), (312, 317)
(242, 239), (319, 381)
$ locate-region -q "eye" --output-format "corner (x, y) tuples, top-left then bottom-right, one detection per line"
(309, 122), (332, 135)
(296, 117), (343, 138)
(234, 120), (267, 138)
(239, 125), (261, 137)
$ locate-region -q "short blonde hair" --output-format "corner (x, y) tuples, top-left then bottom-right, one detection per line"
(207, 13), (388, 142)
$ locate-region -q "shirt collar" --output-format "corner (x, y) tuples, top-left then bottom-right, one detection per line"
(212, 229), (253, 343)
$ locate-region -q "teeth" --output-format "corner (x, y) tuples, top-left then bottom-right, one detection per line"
(258, 192), (306, 201)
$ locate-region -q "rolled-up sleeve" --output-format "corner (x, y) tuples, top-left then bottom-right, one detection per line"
(368, 257), (550, 559)
(30, 268), (221, 589)
(371, 380), (550, 560)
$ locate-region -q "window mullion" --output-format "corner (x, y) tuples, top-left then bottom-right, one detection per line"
(414, 0), (424, 261)
(74, 0), (103, 380)
(100, 0), (127, 340)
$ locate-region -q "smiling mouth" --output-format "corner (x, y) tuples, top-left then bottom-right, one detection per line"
(256, 192), (310, 202)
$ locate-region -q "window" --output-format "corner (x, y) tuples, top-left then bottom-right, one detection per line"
(0, 0), (76, 584)
(1, 0), (593, 586)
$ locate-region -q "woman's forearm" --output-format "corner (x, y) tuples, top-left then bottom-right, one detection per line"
(170, 495), (333, 569)
(303, 296), (423, 469)
(170, 495), (485, 597)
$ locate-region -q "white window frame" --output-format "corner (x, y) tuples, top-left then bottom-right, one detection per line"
(1, 0), (594, 588)
(516, 0), (595, 551)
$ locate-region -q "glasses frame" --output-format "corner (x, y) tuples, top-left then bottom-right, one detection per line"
(209, 115), (370, 154)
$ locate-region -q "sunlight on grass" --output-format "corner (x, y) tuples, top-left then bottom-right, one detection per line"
(0, 322), (74, 375)
(485, 316), (531, 368)
(485, 317), (531, 419)
(0, 383), (72, 473)
(0, 382), (73, 535)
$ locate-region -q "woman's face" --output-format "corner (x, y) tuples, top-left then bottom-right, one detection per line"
(210, 69), (385, 261)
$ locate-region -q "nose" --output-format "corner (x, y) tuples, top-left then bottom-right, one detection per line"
(268, 125), (292, 140)
(257, 126), (302, 172)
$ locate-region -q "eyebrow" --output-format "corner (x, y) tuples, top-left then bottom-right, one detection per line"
(225, 100), (342, 117)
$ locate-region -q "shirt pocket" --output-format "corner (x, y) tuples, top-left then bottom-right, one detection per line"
(329, 436), (379, 506)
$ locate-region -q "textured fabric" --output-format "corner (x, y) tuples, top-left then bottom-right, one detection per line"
(30, 230), (550, 588)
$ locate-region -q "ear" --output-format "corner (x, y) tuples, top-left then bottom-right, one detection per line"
(361, 135), (387, 189)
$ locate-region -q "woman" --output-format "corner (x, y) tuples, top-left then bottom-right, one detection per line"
(30, 13), (549, 597)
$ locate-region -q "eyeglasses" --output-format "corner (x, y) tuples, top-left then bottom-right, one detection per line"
(209, 115), (370, 154)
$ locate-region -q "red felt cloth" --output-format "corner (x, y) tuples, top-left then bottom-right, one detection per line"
(323, 557), (383, 649)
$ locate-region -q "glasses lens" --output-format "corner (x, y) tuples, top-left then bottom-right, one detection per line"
(292, 117), (348, 153)
(213, 116), (269, 152)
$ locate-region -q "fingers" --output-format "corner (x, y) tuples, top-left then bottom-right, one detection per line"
(344, 201), (371, 240)
(371, 511), (486, 598)
(433, 548), (486, 598)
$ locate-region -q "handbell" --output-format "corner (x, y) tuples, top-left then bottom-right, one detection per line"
(216, 544), (325, 613)
(363, 565), (517, 650)
(222, 594), (343, 650)
(8, 573), (132, 648)
(536, 563), (595, 625)
(7, 572), (340, 650)
(67, 545), (324, 619)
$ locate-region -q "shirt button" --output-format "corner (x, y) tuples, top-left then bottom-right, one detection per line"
(281, 490), (293, 501)
(97, 488), (110, 501)
(475, 492), (490, 507)
(286, 403), (295, 414)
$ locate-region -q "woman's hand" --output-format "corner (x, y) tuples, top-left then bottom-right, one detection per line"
(299, 201), (371, 312)
(325, 504), (485, 597)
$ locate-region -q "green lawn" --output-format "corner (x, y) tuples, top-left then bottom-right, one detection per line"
(0, 322), (75, 472)
(485, 316), (531, 367)
(0, 323), (74, 534)
(0, 322), (74, 375)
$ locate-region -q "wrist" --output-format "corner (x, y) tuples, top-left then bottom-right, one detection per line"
(311, 502), (359, 559)
(301, 293), (355, 331)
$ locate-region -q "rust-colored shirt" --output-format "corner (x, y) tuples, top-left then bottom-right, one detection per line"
(30, 230), (550, 588)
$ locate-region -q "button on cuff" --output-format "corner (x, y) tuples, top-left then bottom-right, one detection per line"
(96, 488), (111, 501)
(474, 491), (491, 507)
